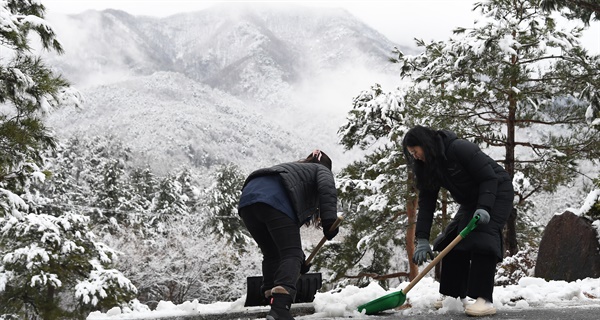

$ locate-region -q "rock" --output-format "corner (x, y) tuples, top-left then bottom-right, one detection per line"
(146, 300), (159, 311)
(535, 211), (600, 281)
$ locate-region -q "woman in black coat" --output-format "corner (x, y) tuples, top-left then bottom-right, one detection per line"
(402, 126), (514, 317)
(238, 150), (339, 320)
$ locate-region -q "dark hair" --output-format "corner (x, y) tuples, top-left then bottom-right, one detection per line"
(300, 149), (332, 171)
(402, 125), (444, 190)
(298, 149), (333, 228)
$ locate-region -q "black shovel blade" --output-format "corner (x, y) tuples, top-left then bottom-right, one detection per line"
(244, 273), (323, 307)
(244, 276), (265, 307)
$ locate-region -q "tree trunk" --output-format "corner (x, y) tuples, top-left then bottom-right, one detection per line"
(41, 284), (57, 319)
(503, 208), (518, 256)
(441, 189), (448, 228)
(406, 172), (418, 280)
(503, 44), (519, 256)
(435, 189), (449, 281)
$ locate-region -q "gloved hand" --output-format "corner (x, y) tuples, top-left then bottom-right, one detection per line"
(474, 209), (490, 224)
(300, 253), (312, 274)
(300, 261), (312, 274)
(413, 238), (434, 265)
(321, 219), (339, 240)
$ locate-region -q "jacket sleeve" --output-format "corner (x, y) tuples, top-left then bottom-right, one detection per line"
(452, 140), (498, 212)
(316, 165), (338, 221)
(415, 186), (440, 240)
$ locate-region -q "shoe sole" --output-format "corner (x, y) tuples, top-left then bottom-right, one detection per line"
(465, 308), (497, 317)
(434, 300), (472, 309)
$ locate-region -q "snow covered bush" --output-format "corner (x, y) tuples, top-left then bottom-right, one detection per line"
(0, 202), (137, 318)
(495, 245), (537, 286)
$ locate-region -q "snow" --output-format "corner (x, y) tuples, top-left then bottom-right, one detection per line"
(579, 189), (600, 216)
(86, 276), (600, 319)
(564, 188), (600, 217)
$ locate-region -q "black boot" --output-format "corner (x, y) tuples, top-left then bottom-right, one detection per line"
(266, 292), (294, 320)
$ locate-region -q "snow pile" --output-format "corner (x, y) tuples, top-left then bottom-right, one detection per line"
(87, 277), (600, 319)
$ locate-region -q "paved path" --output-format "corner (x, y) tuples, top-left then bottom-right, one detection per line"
(148, 302), (600, 320)
(325, 306), (600, 320)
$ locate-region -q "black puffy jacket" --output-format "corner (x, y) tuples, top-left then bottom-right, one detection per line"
(415, 130), (513, 258)
(242, 162), (338, 226)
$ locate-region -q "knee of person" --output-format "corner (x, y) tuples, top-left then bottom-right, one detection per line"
(263, 252), (281, 262)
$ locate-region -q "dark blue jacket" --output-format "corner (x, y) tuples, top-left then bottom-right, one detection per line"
(239, 175), (296, 221)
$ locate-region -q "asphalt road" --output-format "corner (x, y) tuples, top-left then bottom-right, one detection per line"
(148, 303), (600, 320)
(330, 307), (600, 320)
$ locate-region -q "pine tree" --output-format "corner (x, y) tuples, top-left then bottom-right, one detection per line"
(144, 174), (188, 235)
(334, 0), (600, 285)
(204, 163), (251, 249)
(129, 166), (157, 228)
(393, 0), (600, 255)
(97, 158), (130, 221)
(46, 135), (139, 230)
(175, 167), (201, 212)
(336, 83), (461, 285)
(0, 2), (135, 318)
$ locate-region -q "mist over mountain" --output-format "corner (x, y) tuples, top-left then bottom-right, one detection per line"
(45, 3), (408, 174)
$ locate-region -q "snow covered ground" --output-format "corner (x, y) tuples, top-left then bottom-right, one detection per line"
(87, 276), (599, 319)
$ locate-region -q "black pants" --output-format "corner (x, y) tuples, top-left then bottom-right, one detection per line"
(239, 202), (302, 298)
(436, 180), (513, 303)
(439, 250), (497, 302)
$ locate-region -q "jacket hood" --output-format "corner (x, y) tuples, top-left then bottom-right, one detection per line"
(438, 129), (458, 142)
(437, 129), (458, 159)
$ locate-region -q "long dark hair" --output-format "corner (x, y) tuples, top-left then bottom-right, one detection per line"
(299, 149), (333, 227)
(402, 126), (444, 190)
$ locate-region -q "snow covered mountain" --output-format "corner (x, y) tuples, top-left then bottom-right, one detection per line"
(45, 3), (406, 173)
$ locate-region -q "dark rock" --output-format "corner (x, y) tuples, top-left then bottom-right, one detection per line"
(146, 300), (159, 311)
(535, 211), (600, 281)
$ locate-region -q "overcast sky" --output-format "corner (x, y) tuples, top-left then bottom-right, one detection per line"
(43, 0), (599, 53)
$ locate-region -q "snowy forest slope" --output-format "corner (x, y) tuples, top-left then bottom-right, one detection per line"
(44, 4), (405, 173)
(48, 71), (304, 174)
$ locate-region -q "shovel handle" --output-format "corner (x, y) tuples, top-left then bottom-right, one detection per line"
(305, 215), (343, 265)
(402, 214), (480, 295)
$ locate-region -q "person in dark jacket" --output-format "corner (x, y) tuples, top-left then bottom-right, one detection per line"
(402, 126), (514, 317)
(238, 150), (339, 320)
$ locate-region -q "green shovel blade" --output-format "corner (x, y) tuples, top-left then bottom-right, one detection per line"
(357, 290), (406, 315)
(356, 214), (482, 315)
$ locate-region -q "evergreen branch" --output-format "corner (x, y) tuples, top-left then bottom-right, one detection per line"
(514, 141), (550, 149)
(519, 184), (544, 204)
(518, 54), (569, 65)
(514, 118), (583, 125)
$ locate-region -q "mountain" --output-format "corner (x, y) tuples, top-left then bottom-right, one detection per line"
(48, 71), (320, 174)
(44, 3), (407, 174)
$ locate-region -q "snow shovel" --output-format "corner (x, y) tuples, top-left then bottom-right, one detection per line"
(357, 213), (482, 315)
(244, 216), (343, 307)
